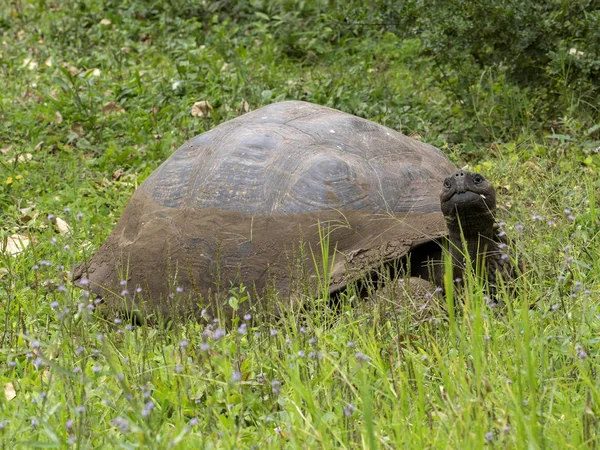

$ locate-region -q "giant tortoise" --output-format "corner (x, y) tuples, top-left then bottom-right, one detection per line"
(74, 101), (514, 321)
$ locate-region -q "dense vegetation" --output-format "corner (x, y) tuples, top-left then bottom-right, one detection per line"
(0, 0), (599, 448)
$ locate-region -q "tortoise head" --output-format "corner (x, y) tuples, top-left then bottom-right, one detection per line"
(440, 170), (496, 222)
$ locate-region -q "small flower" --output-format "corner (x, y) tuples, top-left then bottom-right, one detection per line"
(299, 326), (307, 334)
(78, 278), (89, 285)
(176, 286), (184, 293)
(200, 343), (210, 351)
(308, 337), (317, 345)
(231, 371), (242, 382)
(503, 425), (511, 433)
(9, 361), (16, 368)
(576, 345), (588, 360)
(97, 334), (105, 342)
(120, 280), (127, 286)
(355, 352), (370, 362)
(141, 401), (155, 417)
(114, 318), (122, 325)
(485, 431), (493, 442)
(112, 417), (129, 432)
(174, 364), (183, 373)
(92, 366), (101, 373)
(270, 329), (278, 336)
(73, 367), (81, 374)
(76, 405), (85, 414)
(238, 323), (247, 335)
(120, 289), (129, 296)
(135, 287), (142, 293)
(533, 214), (542, 221)
(48, 214), (55, 220)
(31, 418), (39, 428)
(66, 419), (73, 430)
(347, 341), (355, 348)
(564, 208), (571, 215)
(515, 224), (523, 232)
(243, 313), (251, 321)
(548, 220), (555, 226)
(189, 417), (199, 426)
(298, 350), (306, 357)
(551, 304), (559, 311)
(497, 231), (506, 237)
(64, 207), (70, 213)
(568, 214), (575, 222)
(179, 340), (189, 349)
(76, 212), (83, 220)
(51, 301), (59, 308)
(213, 328), (226, 340)
(271, 380), (281, 395)
(343, 404), (356, 417)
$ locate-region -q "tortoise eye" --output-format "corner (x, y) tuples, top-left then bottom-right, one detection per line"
(444, 180), (451, 189)
(473, 175), (483, 184)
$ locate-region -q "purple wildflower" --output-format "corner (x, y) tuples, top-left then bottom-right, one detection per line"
(141, 401), (155, 417)
(112, 417), (129, 432)
(343, 404), (356, 417)
(271, 380), (281, 395)
(355, 352), (370, 362)
(231, 371), (242, 382)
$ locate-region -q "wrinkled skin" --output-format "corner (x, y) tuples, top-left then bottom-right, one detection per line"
(440, 170), (516, 290)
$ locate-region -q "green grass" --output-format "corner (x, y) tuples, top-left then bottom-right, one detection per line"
(1, 0), (600, 448)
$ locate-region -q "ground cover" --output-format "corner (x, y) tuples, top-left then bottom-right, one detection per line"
(1, 1), (599, 448)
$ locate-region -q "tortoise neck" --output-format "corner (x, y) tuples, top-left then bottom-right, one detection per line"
(446, 214), (496, 277)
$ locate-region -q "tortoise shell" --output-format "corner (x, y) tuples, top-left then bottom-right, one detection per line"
(75, 101), (457, 320)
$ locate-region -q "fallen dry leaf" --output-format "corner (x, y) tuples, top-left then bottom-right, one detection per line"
(112, 168), (124, 181)
(6, 153), (32, 163)
(102, 101), (125, 115)
(54, 111), (63, 124)
(100, 18), (111, 25)
(70, 123), (84, 136)
(240, 99), (250, 114)
(22, 56), (37, 70)
(0, 145), (12, 155)
(1, 234), (30, 256)
(61, 62), (80, 76)
(191, 100), (212, 118)
(44, 57), (52, 67)
(55, 217), (71, 235)
(4, 383), (16, 401)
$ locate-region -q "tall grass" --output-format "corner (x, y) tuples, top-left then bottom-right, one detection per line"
(0, 0), (599, 448)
